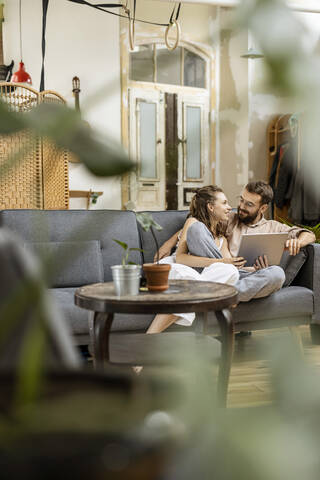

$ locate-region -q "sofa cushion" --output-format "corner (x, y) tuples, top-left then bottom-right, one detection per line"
(203, 286), (313, 334)
(138, 210), (189, 263)
(280, 249), (308, 287)
(231, 286), (313, 324)
(27, 241), (104, 287)
(50, 288), (155, 336)
(51, 288), (90, 335)
(1, 209), (143, 281)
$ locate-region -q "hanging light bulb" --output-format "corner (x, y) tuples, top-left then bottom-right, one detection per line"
(11, 0), (32, 84)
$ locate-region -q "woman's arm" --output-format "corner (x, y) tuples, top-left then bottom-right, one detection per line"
(176, 222), (246, 268)
(153, 229), (181, 262)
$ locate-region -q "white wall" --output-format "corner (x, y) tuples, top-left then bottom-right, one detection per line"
(217, 7), (248, 206)
(3, 0), (122, 209)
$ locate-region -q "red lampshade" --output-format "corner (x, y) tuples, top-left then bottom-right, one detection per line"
(11, 61), (32, 85)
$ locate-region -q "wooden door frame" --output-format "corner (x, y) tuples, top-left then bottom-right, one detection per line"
(120, 27), (215, 209)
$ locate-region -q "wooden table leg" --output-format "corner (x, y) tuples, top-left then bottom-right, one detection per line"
(90, 312), (114, 369)
(215, 309), (235, 408)
(194, 311), (208, 334)
(289, 326), (304, 355)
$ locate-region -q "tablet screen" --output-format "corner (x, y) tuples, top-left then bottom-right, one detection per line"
(236, 232), (288, 266)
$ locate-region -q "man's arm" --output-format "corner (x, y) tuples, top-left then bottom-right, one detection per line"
(153, 230), (181, 262)
(268, 220), (316, 256)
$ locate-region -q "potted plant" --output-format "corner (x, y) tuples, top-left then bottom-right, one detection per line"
(136, 212), (171, 292)
(111, 239), (143, 296)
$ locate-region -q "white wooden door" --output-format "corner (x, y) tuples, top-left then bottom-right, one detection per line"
(128, 88), (165, 211)
(177, 93), (210, 209)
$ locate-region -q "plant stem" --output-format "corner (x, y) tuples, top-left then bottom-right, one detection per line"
(151, 226), (160, 264)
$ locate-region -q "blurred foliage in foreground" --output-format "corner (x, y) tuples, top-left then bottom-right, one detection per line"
(0, 100), (134, 178)
(1, 1), (320, 478)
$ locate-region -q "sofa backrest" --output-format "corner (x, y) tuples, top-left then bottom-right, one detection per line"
(0, 209), (189, 282)
(0, 210), (143, 282)
(138, 210), (189, 263)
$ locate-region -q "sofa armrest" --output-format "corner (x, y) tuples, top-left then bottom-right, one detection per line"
(293, 243), (320, 323)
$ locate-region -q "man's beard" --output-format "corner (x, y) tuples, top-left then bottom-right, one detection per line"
(237, 206), (260, 225)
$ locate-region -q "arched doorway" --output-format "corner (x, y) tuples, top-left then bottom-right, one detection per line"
(121, 39), (214, 210)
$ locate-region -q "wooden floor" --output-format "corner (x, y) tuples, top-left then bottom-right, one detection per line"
(228, 326), (320, 408)
(86, 326), (320, 409)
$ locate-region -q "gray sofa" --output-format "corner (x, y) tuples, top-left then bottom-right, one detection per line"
(0, 209), (319, 345)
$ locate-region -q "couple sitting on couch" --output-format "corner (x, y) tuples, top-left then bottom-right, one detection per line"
(147, 180), (315, 334)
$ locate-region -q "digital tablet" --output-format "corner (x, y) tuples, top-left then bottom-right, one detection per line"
(236, 232), (288, 266)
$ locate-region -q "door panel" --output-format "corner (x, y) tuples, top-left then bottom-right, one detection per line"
(129, 89), (210, 211)
(177, 94), (210, 210)
(129, 88), (165, 210)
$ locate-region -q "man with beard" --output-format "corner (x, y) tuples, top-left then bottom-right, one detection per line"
(226, 181), (315, 259)
(156, 180), (315, 262)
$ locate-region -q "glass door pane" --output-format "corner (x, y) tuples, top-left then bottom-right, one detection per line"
(156, 45), (181, 86)
(177, 94), (210, 210)
(130, 44), (154, 82)
(129, 88), (165, 210)
(186, 106), (201, 179)
(138, 101), (157, 179)
(184, 50), (206, 88)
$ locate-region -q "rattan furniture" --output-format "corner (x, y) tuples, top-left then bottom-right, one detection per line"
(0, 82), (69, 210)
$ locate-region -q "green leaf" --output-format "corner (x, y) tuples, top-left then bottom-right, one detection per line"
(113, 239), (128, 250)
(0, 100), (26, 134)
(129, 247), (144, 252)
(25, 103), (135, 177)
(15, 312), (46, 410)
(136, 212), (162, 232)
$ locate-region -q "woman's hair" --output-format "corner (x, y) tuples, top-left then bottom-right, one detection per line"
(189, 185), (226, 237)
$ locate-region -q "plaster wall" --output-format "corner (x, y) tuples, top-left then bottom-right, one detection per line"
(3, 0), (122, 209)
(134, 0), (216, 44)
(217, 7), (248, 207)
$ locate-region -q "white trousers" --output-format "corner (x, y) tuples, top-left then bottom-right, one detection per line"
(159, 257), (239, 326)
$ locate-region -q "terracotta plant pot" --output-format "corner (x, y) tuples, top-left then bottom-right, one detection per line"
(143, 263), (171, 292)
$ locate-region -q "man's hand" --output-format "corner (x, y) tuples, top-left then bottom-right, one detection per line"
(254, 255), (269, 270)
(285, 238), (301, 256)
(223, 257), (247, 269)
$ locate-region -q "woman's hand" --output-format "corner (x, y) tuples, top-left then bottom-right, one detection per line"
(154, 243), (172, 262)
(253, 255), (269, 270)
(154, 230), (181, 262)
(222, 257), (247, 269)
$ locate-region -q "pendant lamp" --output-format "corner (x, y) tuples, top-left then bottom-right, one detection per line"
(11, 0), (32, 84)
(241, 47), (264, 59)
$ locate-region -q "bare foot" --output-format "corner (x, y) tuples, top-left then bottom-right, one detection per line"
(132, 366), (143, 375)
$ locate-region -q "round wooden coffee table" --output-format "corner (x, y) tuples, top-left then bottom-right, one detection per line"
(75, 279), (238, 406)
